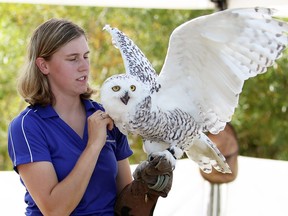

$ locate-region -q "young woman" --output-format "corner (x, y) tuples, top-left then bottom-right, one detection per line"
(7, 18), (134, 216)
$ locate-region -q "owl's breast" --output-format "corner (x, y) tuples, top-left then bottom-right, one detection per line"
(130, 100), (201, 149)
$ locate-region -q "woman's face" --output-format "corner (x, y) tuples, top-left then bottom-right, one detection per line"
(44, 35), (90, 99)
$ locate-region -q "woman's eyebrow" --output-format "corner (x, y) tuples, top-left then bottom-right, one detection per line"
(66, 51), (90, 57)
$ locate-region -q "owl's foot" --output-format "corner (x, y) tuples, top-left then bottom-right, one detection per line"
(148, 150), (177, 169)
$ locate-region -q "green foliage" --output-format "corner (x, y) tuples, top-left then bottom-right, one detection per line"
(0, 3), (287, 170)
(233, 52), (288, 160)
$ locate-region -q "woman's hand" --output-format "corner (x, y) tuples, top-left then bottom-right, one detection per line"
(87, 110), (114, 149)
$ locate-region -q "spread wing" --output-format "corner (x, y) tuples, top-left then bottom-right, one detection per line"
(156, 7), (288, 133)
(103, 25), (160, 93)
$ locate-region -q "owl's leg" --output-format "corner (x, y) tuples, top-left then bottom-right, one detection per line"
(166, 144), (184, 160)
(143, 139), (168, 155)
(143, 140), (183, 168)
(148, 150), (177, 169)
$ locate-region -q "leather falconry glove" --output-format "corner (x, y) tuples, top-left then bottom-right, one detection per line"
(114, 154), (173, 216)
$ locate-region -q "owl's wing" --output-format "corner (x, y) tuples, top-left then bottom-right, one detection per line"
(186, 132), (231, 173)
(157, 7), (288, 133)
(103, 25), (160, 93)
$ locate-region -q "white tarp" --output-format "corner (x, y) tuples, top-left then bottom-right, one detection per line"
(1, 156), (288, 216)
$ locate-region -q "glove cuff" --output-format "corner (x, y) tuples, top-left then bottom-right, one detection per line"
(114, 180), (159, 216)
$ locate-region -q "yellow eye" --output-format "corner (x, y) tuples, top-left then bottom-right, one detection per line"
(112, 85), (121, 92)
(130, 85), (136, 92)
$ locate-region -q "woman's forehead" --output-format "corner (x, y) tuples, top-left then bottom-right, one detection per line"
(57, 35), (89, 55)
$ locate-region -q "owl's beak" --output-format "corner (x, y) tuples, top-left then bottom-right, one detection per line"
(120, 92), (130, 105)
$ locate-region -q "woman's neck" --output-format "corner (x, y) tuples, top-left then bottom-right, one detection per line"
(53, 96), (83, 116)
(53, 96), (86, 138)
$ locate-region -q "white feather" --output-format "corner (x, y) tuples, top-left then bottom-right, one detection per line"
(101, 7), (288, 173)
(156, 7), (288, 132)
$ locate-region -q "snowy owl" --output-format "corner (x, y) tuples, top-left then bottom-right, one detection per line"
(100, 7), (288, 174)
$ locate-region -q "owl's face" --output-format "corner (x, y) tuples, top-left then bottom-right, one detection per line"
(100, 74), (150, 120)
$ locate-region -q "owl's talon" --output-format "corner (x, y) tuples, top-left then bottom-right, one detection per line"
(149, 151), (176, 170)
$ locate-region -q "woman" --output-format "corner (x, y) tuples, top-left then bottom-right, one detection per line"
(7, 18), (134, 215)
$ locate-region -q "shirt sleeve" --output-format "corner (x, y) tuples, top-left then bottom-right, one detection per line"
(7, 109), (52, 173)
(113, 127), (133, 161)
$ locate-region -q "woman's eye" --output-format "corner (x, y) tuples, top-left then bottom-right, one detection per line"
(130, 85), (136, 91)
(68, 58), (77, 61)
(112, 85), (121, 92)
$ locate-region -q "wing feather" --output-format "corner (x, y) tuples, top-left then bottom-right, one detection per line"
(157, 7), (288, 133)
(103, 25), (160, 93)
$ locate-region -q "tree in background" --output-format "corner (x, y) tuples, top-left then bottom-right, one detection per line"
(0, 3), (287, 170)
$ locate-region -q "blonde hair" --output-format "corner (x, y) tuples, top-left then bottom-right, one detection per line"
(18, 18), (94, 106)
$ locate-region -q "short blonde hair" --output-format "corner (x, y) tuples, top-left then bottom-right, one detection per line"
(18, 18), (94, 106)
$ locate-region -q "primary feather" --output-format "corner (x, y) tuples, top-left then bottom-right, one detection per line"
(100, 7), (288, 173)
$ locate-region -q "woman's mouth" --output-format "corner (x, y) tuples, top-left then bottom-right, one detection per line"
(77, 76), (87, 81)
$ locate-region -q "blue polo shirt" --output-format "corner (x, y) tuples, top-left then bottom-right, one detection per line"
(7, 99), (133, 216)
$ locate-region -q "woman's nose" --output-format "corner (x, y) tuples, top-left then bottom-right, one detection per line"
(78, 58), (89, 72)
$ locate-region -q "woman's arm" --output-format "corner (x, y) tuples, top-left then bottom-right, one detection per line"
(18, 111), (114, 216)
(116, 158), (133, 194)
(18, 145), (101, 215)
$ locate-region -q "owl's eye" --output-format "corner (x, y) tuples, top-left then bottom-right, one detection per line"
(130, 85), (136, 92)
(112, 85), (121, 92)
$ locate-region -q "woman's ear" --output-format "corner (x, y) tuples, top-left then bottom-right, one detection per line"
(35, 57), (49, 75)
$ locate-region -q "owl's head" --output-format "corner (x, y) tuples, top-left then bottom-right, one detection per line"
(100, 74), (150, 120)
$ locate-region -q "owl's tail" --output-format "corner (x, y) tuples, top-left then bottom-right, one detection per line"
(185, 132), (231, 174)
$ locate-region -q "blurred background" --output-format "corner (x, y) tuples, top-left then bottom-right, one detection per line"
(0, 1), (287, 170)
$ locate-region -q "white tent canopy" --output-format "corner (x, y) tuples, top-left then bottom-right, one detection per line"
(0, 0), (287, 17)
